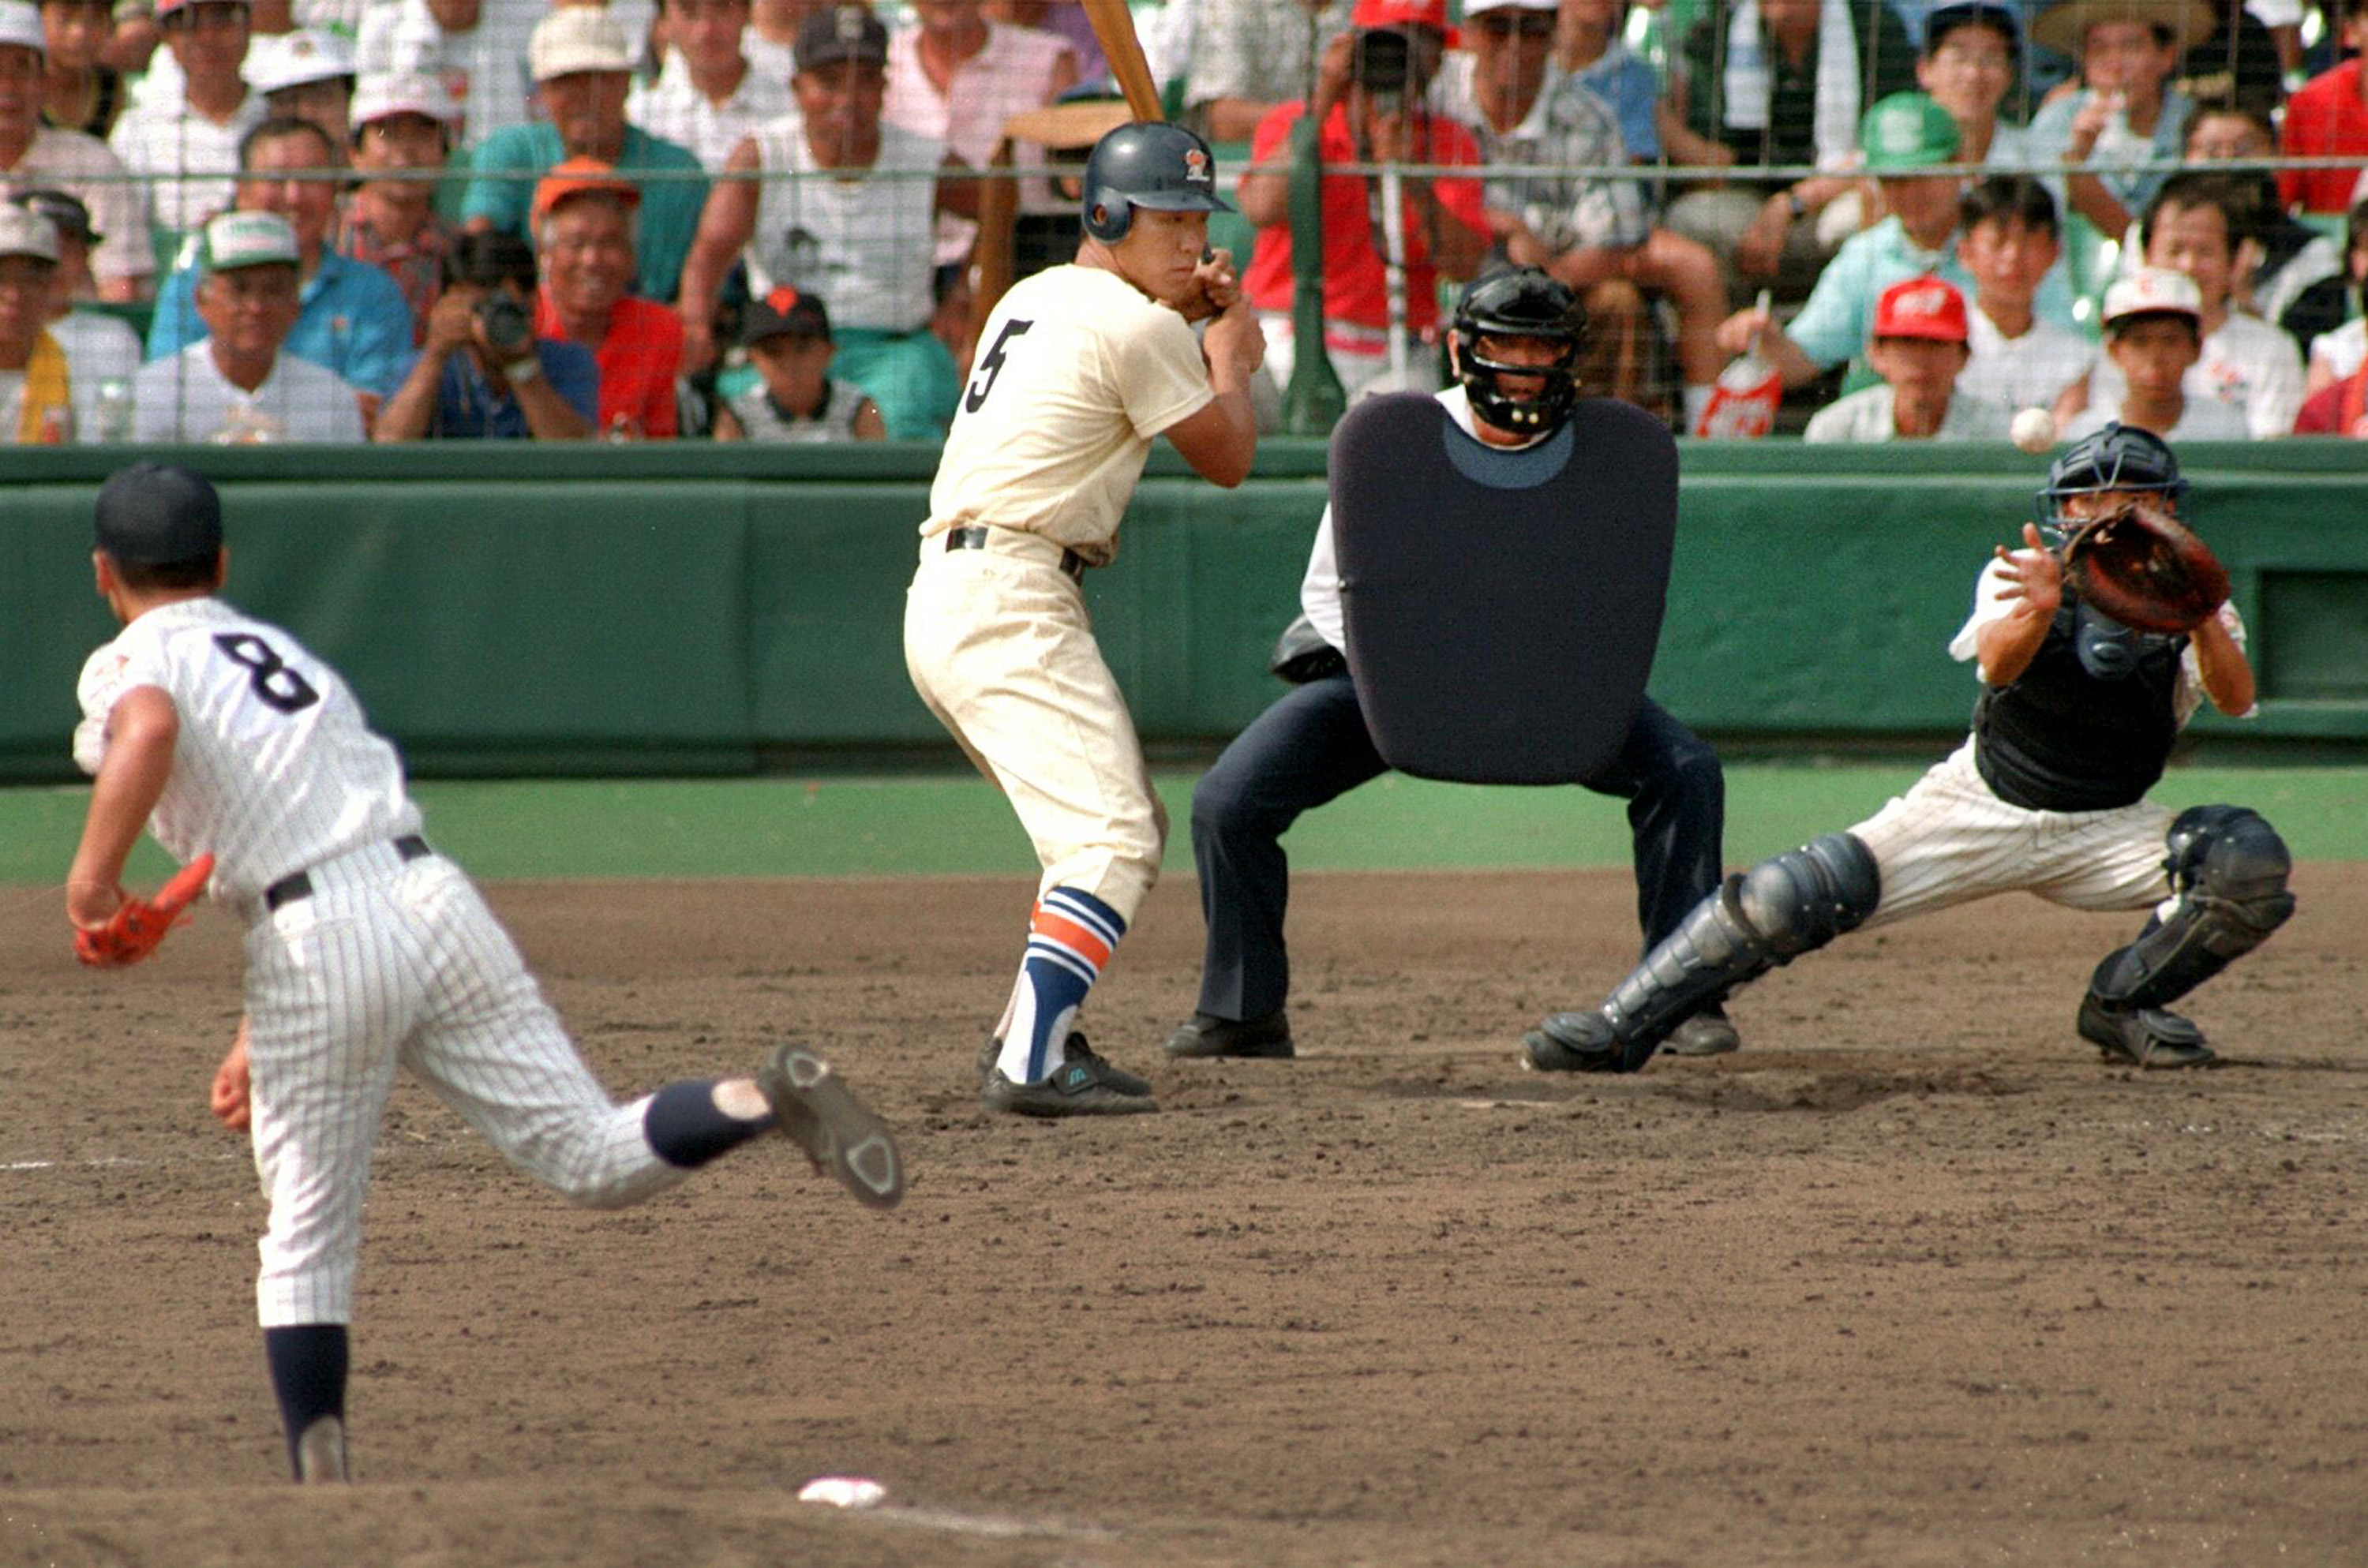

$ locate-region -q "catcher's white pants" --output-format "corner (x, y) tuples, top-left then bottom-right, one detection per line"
(241, 841), (684, 1327)
(904, 530), (1166, 926)
(1851, 740), (2179, 929)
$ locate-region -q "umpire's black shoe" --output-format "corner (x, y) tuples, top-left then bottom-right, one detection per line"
(1163, 1010), (1295, 1061)
(1665, 1005), (1741, 1057)
(2077, 995), (2217, 1069)
(981, 1034), (1159, 1117)
(1520, 1010), (1639, 1073)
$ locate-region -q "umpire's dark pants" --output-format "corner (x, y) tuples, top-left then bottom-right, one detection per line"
(1190, 672), (1726, 1023)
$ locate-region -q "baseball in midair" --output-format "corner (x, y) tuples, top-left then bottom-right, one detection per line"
(2011, 406), (2055, 454)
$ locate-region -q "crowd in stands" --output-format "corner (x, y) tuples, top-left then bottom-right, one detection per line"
(0, 0), (2362, 444)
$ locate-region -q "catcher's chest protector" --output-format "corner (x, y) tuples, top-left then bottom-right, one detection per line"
(1330, 394), (1677, 784)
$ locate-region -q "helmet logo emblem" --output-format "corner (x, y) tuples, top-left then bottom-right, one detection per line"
(1183, 147), (1209, 184)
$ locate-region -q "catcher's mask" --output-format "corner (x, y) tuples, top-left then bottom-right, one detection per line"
(1449, 268), (1587, 436)
(2036, 421), (2188, 543)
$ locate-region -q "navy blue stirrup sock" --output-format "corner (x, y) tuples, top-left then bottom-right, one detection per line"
(644, 1079), (776, 1168)
(264, 1323), (348, 1479)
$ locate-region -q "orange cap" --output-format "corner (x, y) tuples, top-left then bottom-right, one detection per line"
(530, 157), (642, 227)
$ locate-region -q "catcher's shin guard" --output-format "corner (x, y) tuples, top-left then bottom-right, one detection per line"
(1534, 833), (1880, 1069)
(2088, 806), (2295, 1012)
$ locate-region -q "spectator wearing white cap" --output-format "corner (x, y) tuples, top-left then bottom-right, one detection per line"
(107, 0), (264, 243)
(133, 208), (367, 439)
(335, 73), (458, 343)
(13, 187), (141, 432)
(461, 6), (708, 302)
(2060, 266), (2251, 442)
(628, 0), (792, 172)
(37, 0), (126, 137)
(354, 0), (539, 144)
(245, 24), (351, 142)
(146, 114), (414, 421)
(0, 201), (75, 440)
(0, 0), (151, 301)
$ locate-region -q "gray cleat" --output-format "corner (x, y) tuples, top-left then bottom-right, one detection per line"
(1162, 1010), (1295, 1061)
(982, 1034), (1157, 1117)
(294, 1415), (347, 1484)
(1665, 1005), (1741, 1057)
(1520, 1010), (1628, 1072)
(2077, 996), (2217, 1069)
(759, 1045), (906, 1209)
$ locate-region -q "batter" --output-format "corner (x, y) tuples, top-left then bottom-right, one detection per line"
(1523, 424), (2295, 1073)
(905, 121), (1263, 1118)
(65, 462), (905, 1484)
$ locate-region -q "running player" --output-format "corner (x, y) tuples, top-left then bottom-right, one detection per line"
(1521, 424), (2295, 1073)
(66, 462), (905, 1484)
(905, 121), (1263, 1118)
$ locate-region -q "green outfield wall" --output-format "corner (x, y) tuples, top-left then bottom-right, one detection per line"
(3, 440), (2362, 782)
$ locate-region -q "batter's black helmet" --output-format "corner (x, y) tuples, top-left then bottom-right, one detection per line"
(1080, 122), (1231, 244)
(1449, 268), (1587, 436)
(2036, 421), (2187, 539)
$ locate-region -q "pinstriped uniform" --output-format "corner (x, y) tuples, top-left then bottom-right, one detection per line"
(1849, 555), (2250, 931)
(77, 599), (681, 1329)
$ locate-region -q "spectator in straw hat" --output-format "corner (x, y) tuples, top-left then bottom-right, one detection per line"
(462, 6), (707, 302)
(2025, 0), (2205, 238)
(133, 208), (369, 440)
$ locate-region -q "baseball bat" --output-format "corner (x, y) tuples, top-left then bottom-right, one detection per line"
(1077, 0), (1164, 122)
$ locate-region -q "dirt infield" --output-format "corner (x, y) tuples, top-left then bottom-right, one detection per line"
(3, 866), (2364, 1567)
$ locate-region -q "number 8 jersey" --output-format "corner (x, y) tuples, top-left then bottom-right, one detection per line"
(920, 264), (1214, 569)
(75, 598), (422, 904)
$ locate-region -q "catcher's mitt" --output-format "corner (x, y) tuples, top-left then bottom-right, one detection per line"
(74, 854), (214, 967)
(2059, 501), (2230, 635)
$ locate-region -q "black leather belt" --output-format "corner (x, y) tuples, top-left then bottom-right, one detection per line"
(264, 835), (433, 912)
(944, 526), (1085, 581)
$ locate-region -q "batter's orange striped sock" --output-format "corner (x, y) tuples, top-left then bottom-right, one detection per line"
(995, 887), (1125, 1083)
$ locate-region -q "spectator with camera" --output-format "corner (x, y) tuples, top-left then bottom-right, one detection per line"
(712, 282), (883, 441)
(133, 208), (369, 440)
(376, 228), (595, 440)
(1437, 0), (1725, 427)
(1235, 0), (1488, 404)
(335, 74), (459, 346)
(677, 4), (975, 439)
(534, 158), (682, 440)
(146, 114), (414, 425)
(463, 6), (709, 304)
(0, 0), (149, 302)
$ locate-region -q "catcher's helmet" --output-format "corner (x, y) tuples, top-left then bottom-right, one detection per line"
(1080, 122), (1232, 244)
(1448, 268), (1587, 436)
(2036, 421), (2187, 540)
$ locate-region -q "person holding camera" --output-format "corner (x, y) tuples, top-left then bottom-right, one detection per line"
(1235, 0), (1489, 405)
(374, 230), (597, 440)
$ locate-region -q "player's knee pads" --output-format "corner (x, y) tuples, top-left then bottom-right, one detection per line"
(1607, 833), (1879, 1038)
(2093, 808), (2295, 1009)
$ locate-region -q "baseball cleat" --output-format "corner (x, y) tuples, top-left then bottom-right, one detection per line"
(2077, 996), (2217, 1069)
(981, 1034), (1157, 1117)
(1665, 1005), (1741, 1057)
(759, 1045), (906, 1209)
(1520, 1010), (1634, 1073)
(294, 1415), (348, 1484)
(1162, 1010), (1295, 1061)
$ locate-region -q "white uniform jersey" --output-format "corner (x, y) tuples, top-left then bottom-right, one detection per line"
(75, 597), (420, 904)
(921, 263), (1211, 565)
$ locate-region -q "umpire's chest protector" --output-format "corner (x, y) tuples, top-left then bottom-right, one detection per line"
(1330, 394), (1677, 785)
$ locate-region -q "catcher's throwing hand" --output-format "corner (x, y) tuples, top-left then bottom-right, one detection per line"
(2059, 500), (2230, 635)
(73, 853), (215, 967)
(1994, 522), (2064, 620)
(211, 1017), (252, 1132)
(1173, 246), (1240, 324)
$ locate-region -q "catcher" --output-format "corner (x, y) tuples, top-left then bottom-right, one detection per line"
(66, 462), (905, 1484)
(1524, 422), (2294, 1073)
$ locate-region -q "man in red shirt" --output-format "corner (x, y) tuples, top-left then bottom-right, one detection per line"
(530, 158), (683, 439)
(1235, 0), (1489, 405)
(2278, 6), (2368, 215)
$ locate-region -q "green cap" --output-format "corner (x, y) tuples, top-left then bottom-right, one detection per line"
(1858, 92), (1960, 170)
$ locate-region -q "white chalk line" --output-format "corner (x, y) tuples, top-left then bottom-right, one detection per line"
(839, 1503), (1118, 1543)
